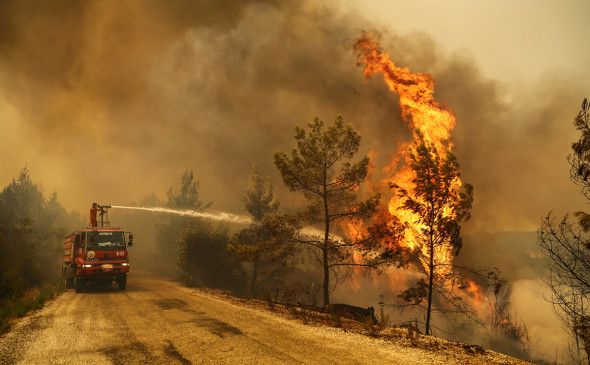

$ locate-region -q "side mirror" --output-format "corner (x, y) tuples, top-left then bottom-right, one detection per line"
(128, 233), (134, 247)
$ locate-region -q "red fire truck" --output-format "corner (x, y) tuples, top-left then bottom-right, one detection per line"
(62, 203), (134, 292)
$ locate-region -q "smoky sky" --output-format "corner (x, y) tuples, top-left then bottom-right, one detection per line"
(0, 0), (584, 232)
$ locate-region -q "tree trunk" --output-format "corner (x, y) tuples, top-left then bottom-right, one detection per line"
(321, 157), (331, 308)
(250, 258), (259, 298)
(582, 334), (590, 365)
(322, 194), (330, 307)
(425, 236), (435, 335)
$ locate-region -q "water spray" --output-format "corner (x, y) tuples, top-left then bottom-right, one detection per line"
(111, 205), (252, 225)
(110, 205), (337, 239)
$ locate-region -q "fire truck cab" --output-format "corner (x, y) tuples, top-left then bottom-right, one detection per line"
(62, 203), (134, 292)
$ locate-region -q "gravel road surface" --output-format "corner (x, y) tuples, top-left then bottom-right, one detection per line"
(0, 273), (484, 364)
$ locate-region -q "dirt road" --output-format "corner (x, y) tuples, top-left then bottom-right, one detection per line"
(0, 273), (502, 364)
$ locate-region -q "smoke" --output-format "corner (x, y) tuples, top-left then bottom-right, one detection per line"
(0, 0), (583, 233)
(0, 0), (585, 361)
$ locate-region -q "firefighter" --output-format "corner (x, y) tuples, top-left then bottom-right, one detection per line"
(89, 202), (98, 227)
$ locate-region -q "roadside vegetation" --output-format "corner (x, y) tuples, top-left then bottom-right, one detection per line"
(0, 282), (63, 334)
(156, 116), (532, 361)
(4, 115), (569, 362)
(0, 168), (80, 334)
(228, 165), (297, 298)
(539, 98), (590, 364)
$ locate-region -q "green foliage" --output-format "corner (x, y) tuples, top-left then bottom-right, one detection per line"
(229, 166), (297, 297)
(159, 169), (249, 294)
(243, 165), (279, 222)
(0, 167), (75, 334)
(0, 168), (76, 296)
(539, 98), (590, 364)
(229, 215), (297, 297)
(0, 281), (64, 334)
(176, 222), (244, 293)
(167, 170), (211, 210)
(274, 116), (372, 209)
(156, 170), (212, 263)
(570, 98), (590, 232)
(274, 116), (379, 306)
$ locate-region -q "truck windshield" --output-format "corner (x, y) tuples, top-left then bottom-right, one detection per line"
(87, 231), (125, 250)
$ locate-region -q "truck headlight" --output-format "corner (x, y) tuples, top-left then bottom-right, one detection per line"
(82, 264), (92, 268)
(122, 262), (129, 266)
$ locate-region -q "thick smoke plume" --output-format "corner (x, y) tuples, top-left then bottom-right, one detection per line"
(0, 0), (585, 361)
(0, 0), (583, 233)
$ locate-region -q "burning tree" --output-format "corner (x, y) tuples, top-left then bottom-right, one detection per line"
(352, 33), (489, 336)
(539, 98), (590, 364)
(392, 133), (473, 335)
(228, 166), (297, 298)
(274, 116), (380, 306)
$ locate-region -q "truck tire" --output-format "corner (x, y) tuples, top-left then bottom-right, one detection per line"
(64, 268), (74, 289)
(117, 276), (127, 290)
(62, 268), (69, 289)
(75, 277), (84, 293)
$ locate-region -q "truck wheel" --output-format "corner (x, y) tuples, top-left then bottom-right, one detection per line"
(64, 268), (74, 289)
(62, 267), (69, 289)
(75, 277), (84, 293)
(117, 276), (127, 290)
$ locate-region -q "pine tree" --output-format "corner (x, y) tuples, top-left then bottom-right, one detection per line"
(156, 170), (212, 264)
(229, 166), (295, 297)
(274, 116), (379, 306)
(392, 132), (473, 335)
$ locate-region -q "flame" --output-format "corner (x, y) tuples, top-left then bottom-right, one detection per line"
(353, 32), (460, 274)
(348, 32), (485, 308)
(353, 34), (456, 148)
(345, 220), (366, 291)
(466, 279), (484, 304)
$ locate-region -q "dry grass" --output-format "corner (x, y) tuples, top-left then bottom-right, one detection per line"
(0, 282), (63, 334)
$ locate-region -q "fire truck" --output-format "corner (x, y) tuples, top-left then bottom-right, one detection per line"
(62, 203), (134, 292)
